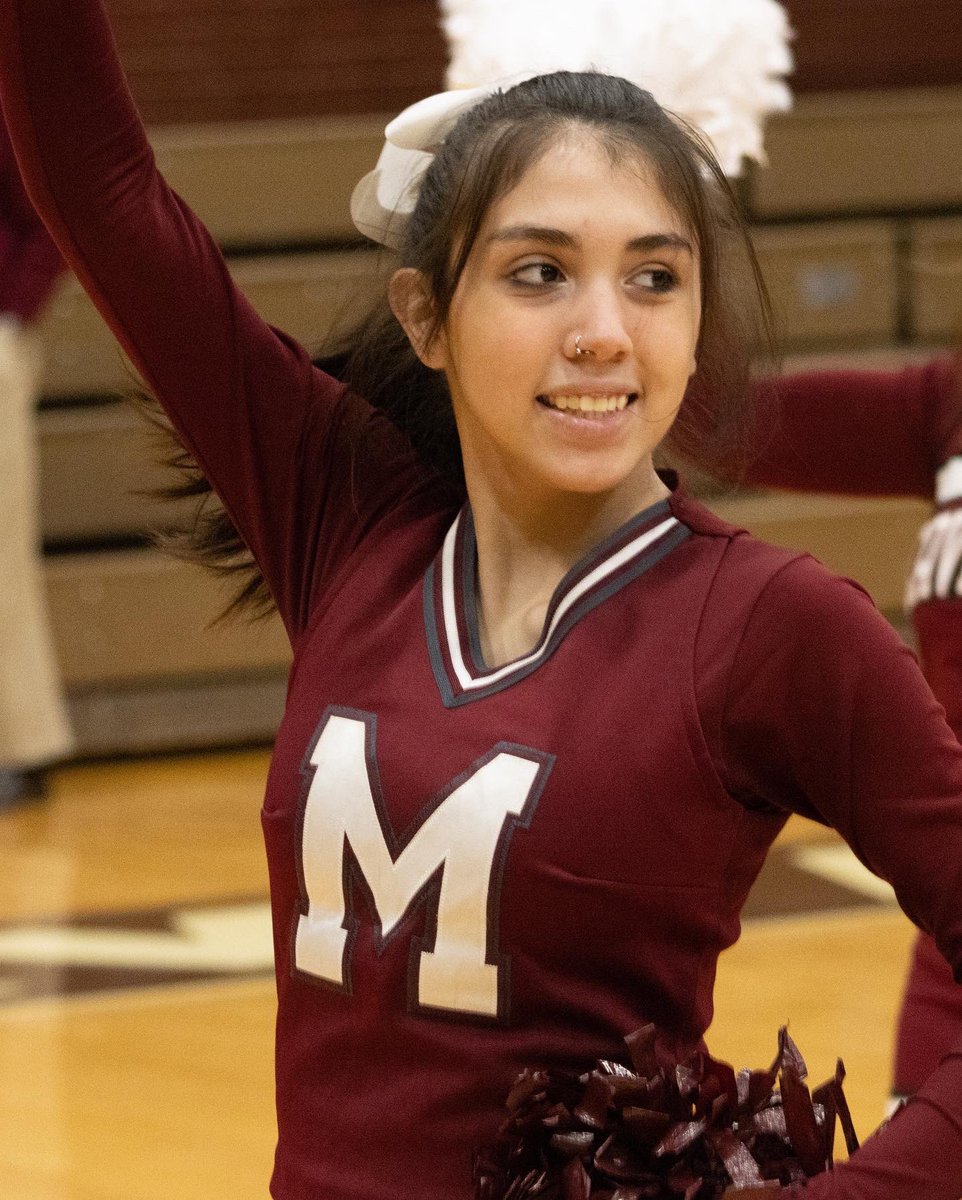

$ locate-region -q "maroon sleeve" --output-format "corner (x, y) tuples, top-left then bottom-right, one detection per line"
(0, 0), (430, 640)
(747, 358), (962, 498)
(796, 1056), (962, 1200)
(893, 932), (962, 1097)
(719, 554), (962, 1197)
(0, 110), (64, 320)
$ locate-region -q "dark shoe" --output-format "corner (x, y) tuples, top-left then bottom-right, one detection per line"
(0, 767), (49, 811)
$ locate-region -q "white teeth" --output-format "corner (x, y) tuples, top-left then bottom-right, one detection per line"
(544, 394), (630, 414)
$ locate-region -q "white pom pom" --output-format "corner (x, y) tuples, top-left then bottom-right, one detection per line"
(440, 0), (793, 175)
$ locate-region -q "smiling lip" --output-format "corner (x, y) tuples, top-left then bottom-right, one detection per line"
(537, 391), (639, 415)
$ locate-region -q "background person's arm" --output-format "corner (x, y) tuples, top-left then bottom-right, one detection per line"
(748, 358), (962, 498)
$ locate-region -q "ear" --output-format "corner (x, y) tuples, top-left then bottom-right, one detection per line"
(388, 268), (447, 370)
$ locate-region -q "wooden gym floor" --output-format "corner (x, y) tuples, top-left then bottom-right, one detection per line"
(0, 751), (916, 1199)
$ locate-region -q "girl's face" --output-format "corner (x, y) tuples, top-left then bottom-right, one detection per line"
(411, 130), (702, 510)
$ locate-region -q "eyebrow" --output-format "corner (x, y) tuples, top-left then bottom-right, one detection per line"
(485, 225), (694, 255)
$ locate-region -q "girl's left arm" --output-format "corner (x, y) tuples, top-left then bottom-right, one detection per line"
(719, 555), (962, 1198)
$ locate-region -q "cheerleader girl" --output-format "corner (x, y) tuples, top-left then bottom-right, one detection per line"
(3, 2), (962, 1195)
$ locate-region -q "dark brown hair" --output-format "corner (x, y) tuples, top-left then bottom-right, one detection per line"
(338, 72), (774, 484)
(158, 70), (774, 617)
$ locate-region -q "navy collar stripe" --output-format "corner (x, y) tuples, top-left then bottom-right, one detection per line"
(424, 500), (689, 708)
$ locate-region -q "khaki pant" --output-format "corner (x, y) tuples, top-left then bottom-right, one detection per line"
(0, 322), (73, 767)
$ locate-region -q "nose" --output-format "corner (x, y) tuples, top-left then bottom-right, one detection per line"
(564, 283), (634, 363)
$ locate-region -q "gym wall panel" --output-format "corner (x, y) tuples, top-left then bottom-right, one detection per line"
(46, 549), (290, 688)
(38, 248), (384, 398)
(150, 118), (386, 244)
(67, 672), (288, 756)
(752, 88), (962, 219)
(37, 404), (181, 544)
(908, 216), (962, 342)
(752, 221), (900, 348)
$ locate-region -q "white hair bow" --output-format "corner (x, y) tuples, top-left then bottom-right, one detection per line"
(351, 0), (792, 248)
(350, 80), (527, 249)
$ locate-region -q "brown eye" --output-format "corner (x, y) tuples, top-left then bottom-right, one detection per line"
(635, 267), (677, 293)
(512, 262), (564, 287)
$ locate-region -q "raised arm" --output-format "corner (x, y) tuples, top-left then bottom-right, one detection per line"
(0, 0), (429, 637)
(748, 357), (962, 498)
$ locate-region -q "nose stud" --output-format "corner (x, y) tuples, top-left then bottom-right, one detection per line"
(574, 336), (595, 359)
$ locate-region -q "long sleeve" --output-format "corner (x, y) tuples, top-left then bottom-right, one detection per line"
(0, 0), (433, 639)
(748, 358), (962, 498)
(0, 112), (63, 320)
(716, 553), (962, 1197)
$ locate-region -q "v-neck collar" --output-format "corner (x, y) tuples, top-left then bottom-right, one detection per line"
(422, 494), (691, 708)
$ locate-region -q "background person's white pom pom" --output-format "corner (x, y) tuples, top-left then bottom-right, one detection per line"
(440, 0), (793, 176)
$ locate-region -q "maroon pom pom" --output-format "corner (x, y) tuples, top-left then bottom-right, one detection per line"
(474, 1026), (857, 1199)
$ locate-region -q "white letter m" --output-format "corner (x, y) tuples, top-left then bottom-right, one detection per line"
(293, 709), (550, 1019)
